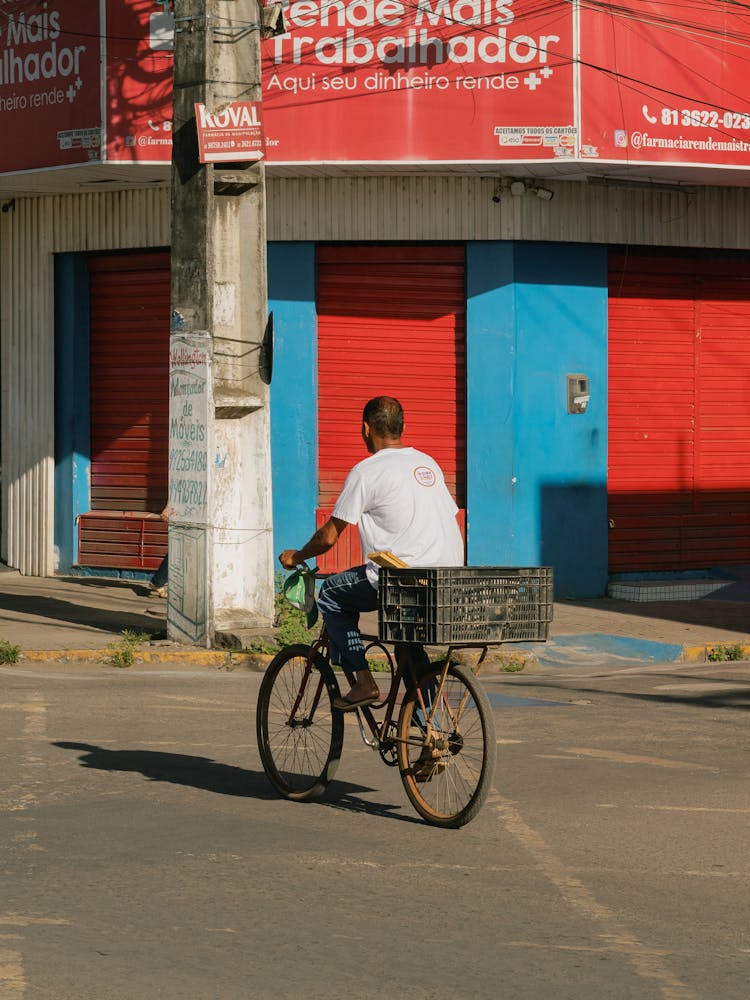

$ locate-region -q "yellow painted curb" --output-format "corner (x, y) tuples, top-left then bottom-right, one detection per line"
(138, 650), (228, 665)
(22, 643), (750, 669)
(229, 652), (273, 671)
(21, 648), (228, 666)
(682, 645), (708, 663)
(22, 650), (109, 662)
(19, 648), (273, 668)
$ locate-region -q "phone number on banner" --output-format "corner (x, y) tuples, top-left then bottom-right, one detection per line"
(656, 108), (750, 129)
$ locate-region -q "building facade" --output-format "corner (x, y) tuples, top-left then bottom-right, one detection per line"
(1, 2), (749, 598)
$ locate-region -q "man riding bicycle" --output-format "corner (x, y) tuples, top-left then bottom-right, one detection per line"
(279, 395), (464, 711)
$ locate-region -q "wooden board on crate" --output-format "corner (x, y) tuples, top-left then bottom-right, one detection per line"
(367, 550), (410, 569)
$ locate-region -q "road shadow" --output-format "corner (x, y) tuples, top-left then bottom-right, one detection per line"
(320, 783), (420, 824)
(498, 675), (750, 711)
(53, 741), (416, 822)
(56, 575), (153, 595)
(0, 592), (163, 636)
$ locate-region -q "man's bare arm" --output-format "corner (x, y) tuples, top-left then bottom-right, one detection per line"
(279, 517), (349, 569)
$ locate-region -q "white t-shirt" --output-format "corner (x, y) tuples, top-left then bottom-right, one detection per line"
(332, 446), (464, 587)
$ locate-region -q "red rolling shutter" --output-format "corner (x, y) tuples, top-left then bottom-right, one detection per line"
(696, 279), (750, 502)
(316, 245), (466, 572)
(608, 256), (750, 571)
(78, 253), (170, 570)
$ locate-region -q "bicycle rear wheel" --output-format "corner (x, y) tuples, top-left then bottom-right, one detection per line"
(397, 661), (495, 828)
(256, 643), (344, 802)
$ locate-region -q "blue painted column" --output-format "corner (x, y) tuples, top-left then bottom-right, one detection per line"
(54, 254), (91, 573)
(267, 243), (318, 562)
(466, 242), (608, 598)
(465, 243), (517, 564)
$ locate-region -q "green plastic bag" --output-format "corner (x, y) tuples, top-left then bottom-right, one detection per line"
(282, 566), (319, 629)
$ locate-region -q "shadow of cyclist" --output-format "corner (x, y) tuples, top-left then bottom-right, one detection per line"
(53, 741), (416, 821)
(54, 741), (275, 798)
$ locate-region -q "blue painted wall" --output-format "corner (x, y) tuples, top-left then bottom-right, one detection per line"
(268, 243), (318, 561)
(54, 254), (91, 573)
(466, 242), (609, 598)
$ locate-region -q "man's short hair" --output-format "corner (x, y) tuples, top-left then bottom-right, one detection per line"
(363, 396), (404, 438)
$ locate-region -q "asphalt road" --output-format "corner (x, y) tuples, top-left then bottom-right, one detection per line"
(1, 660), (749, 1000)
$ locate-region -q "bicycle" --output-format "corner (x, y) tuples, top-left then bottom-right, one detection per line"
(256, 569), (499, 828)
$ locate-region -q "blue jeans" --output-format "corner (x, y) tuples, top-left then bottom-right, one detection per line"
(317, 565), (378, 675)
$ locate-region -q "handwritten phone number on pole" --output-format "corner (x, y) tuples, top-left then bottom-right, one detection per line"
(170, 480), (208, 507)
(169, 448), (208, 473)
(660, 108), (750, 129)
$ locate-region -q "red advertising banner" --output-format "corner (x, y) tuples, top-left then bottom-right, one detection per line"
(4, 1), (750, 176)
(0, 0), (102, 172)
(195, 101), (265, 163)
(260, 0), (576, 162)
(580, 1), (750, 168)
(105, 0), (173, 163)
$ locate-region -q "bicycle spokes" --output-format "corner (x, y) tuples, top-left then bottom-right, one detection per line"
(397, 662), (495, 828)
(257, 645), (344, 800)
(288, 663), (326, 725)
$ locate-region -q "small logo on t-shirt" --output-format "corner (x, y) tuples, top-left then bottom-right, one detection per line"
(413, 466), (436, 487)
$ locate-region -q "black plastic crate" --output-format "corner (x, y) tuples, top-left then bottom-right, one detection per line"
(378, 566), (553, 645)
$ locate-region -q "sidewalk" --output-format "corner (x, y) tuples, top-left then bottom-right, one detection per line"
(0, 566), (748, 669)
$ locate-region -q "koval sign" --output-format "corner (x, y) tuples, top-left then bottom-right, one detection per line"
(194, 100), (265, 163)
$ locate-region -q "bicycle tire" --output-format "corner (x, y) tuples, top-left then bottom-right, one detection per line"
(397, 661), (496, 828)
(256, 643), (344, 802)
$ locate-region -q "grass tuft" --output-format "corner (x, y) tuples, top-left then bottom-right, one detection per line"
(707, 643), (745, 663)
(0, 640), (21, 664)
(107, 630), (152, 668)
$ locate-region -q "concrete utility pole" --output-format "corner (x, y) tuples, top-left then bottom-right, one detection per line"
(168, 0), (274, 646)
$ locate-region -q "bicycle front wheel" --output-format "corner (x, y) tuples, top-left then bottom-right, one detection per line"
(256, 643), (344, 802)
(397, 661), (496, 828)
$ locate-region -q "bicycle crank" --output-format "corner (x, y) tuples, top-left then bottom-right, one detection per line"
(378, 739), (399, 766)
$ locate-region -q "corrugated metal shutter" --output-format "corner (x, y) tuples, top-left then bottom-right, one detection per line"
(316, 245), (466, 572)
(78, 252), (170, 570)
(692, 278), (750, 564)
(77, 513), (167, 570)
(608, 255), (750, 571)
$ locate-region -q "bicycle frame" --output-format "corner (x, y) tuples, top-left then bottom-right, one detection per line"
(257, 610), (499, 826)
(297, 623), (491, 757)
